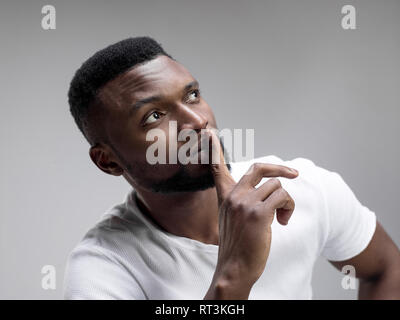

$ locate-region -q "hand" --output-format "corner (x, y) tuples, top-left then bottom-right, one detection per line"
(204, 130), (298, 299)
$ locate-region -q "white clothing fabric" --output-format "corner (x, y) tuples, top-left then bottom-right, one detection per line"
(63, 155), (376, 299)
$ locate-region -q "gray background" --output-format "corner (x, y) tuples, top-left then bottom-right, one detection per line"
(0, 0), (399, 299)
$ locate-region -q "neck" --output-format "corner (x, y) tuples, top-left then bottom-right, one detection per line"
(133, 186), (220, 245)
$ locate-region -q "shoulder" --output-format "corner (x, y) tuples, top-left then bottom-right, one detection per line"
(63, 197), (148, 299)
(66, 194), (147, 266)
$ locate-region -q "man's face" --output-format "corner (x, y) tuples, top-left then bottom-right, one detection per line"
(92, 55), (224, 193)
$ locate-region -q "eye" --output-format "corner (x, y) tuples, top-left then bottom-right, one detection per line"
(144, 111), (162, 125)
(186, 89), (200, 103)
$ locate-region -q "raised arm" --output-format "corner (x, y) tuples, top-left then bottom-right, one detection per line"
(204, 130), (299, 299)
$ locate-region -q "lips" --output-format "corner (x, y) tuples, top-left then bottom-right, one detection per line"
(175, 131), (213, 163)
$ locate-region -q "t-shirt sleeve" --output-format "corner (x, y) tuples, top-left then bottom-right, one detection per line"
(63, 245), (147, 300)
(316, 165), (377, 262)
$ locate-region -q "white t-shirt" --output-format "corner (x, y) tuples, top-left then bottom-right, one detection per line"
(63, 155), (376, 300)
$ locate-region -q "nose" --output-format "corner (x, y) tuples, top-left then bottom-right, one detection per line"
(176, 104), (208, 132)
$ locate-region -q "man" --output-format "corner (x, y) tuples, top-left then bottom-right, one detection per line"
(64, 37), (400, 299)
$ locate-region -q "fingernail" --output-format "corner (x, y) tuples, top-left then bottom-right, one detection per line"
(290, 168), (298, 174)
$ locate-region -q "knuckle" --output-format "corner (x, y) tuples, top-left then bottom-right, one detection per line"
(251, 162), (262, 173)
(288, 194), (295, 208)
(224, 195), (235, 208)
(245, 205), (259, 216)
(232, 199), (246, 212)
(248, 208), (263, 221)
(224, 194), (246, 212)
(269, 178), (282, 188)
(276, 187), (287, 198)
(269, 187), (284, 201)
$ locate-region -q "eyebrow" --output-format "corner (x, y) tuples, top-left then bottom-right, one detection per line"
(132, 95), (161, 110)
(184, 80), (199, 92)
(131, 80), (199, 111)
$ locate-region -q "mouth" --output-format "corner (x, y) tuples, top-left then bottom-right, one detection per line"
(195, 134), (212, 157)
(175, 131), (216, 164)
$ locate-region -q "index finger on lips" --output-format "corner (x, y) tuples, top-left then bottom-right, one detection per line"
(206, 129), (236, 202)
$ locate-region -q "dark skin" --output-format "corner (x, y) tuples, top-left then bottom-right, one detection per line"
(89, 55), (400, 299)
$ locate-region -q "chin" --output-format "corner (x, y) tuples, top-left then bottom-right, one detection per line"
(183, 162), (211, 176)
(147, 163), (215, 194)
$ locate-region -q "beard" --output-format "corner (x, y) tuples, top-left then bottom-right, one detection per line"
(122, 138), (232, 194)
(145, 138), (231, 194)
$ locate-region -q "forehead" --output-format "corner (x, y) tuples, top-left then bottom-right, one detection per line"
(98, 55), (195, 109)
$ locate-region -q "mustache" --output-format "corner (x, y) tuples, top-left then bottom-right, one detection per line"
(173, 132), (231, 164)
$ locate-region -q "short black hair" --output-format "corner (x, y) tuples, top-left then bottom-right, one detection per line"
(68, 36), (172, 144)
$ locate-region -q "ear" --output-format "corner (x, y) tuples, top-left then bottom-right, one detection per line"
(89, 144), (124, 176)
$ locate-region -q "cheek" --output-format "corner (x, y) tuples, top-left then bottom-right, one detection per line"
(120, 132), (182, 182)
(126, 130), (182, 183)
(133, 126), (178, 167)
